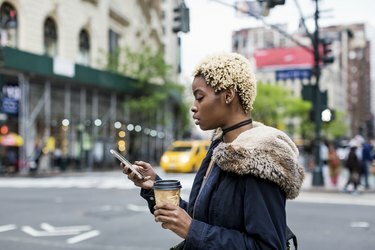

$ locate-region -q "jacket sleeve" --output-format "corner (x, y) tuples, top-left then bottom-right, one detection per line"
(184, 176), (287, 250)
(140, 175), (189, 214)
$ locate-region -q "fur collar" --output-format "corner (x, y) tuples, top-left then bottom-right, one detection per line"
(211, 122), (304, 199)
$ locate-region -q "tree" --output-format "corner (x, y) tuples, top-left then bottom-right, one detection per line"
(321, 111), (348, 139)
(253, 83), (311, 135)
(253, 82), (348, 142)
(102, 46), (190, 162)
(103, 45), (189, 130)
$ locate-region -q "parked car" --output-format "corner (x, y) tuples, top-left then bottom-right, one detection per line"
(160, 140), (211, 173)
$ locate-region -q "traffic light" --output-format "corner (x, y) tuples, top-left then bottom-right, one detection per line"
(301, 85), (327, 107)
(301, 85), (328, 122)
(321, 108), (336, 122)
(172, 2), (190, 33)
(301, 85), (314, 103)
(266, 0), (285, 9)
(256, 0), (285, 16)
(321, 38), (335, 65)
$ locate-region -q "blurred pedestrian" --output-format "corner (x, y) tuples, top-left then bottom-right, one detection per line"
(361, 139), (373, 189)
(343, 142), (361, 194)
(328, 143), (341, 186)
(53, 148), (62, 170)
(120, 53), (304, 249)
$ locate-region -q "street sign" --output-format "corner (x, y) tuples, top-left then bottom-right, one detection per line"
(1, 97), (18, 114)
(276, 69), (312, 81)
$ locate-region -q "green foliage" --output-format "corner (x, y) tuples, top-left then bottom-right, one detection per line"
(119, 47), (171, 85)
(253, 82), (348, 141)
(253, 83), (311, 130)
(102, 45), (190, 131)
(321, 110), (348, 139)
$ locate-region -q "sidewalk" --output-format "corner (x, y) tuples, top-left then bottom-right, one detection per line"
(2, 166), (375, 194)
(302, 168), (375, 193)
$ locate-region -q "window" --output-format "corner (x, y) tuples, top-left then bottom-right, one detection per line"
(108, 29), (119, 53)
(78, 29), (90, 65)
(233, 36), (239, 51)
(242, 37), (247, 49)
(44, 17), (58, 57)
(0, 2), (18, 47)
(108, 29), (120, 68)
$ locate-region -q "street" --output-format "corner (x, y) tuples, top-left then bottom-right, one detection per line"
(0, 171), (374, 250)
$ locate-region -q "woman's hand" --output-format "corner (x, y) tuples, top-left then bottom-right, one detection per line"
(154, 203), (192, 239)
(121, 160), (156, 190)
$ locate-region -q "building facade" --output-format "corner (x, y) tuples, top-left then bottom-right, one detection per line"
(232, 23), (373, 139)
(321, 23), (372, 138)
(0, 0), (184, 174)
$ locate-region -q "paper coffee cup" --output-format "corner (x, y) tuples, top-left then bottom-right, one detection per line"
(154, 180), (182, 206)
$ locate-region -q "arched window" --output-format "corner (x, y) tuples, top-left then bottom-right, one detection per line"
(78, 29), (90, 65)
(0, 2), (18, 47)
(44, 17), (58, 56)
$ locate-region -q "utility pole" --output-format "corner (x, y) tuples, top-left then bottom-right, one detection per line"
(311, 0), (324, 186)
(213, 0), (327, 185)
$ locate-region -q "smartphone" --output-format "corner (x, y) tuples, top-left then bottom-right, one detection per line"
(110, 149), (144, 180)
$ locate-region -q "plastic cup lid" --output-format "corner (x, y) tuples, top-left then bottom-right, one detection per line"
(154, 180), (182, 190)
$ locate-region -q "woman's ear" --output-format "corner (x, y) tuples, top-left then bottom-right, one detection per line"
(224, 88), (236, 104)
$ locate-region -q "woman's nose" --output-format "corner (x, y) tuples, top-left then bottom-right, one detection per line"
(191, 105), (197, 113)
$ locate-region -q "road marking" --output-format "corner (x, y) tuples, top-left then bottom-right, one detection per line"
(66, 230), (100, 244)
(21, 226), (79, 237)
(40, 223), (92, 232)
(0, 224), (17, 233)
(350, 221), (370, 228)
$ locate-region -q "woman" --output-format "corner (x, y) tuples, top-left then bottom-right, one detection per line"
(122, 53), (304, 249)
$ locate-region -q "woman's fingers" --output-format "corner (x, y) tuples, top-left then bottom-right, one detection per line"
(154, 203), (178, 222)
(153, 204), (192, 238)
(120, 161), (155, 189)
(121, 163), (132, 175)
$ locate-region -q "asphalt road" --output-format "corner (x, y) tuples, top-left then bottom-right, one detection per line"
(0, 172), (374, 249)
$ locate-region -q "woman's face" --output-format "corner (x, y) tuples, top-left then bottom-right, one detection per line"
(191, 76), (226, 130)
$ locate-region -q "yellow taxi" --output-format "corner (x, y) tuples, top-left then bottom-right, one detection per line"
(160, 140), (211, 173)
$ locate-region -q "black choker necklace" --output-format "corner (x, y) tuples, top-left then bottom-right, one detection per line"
(222, 118), (252, 136)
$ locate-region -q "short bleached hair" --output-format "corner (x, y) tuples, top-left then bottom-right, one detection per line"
(193, 52), (257, 114)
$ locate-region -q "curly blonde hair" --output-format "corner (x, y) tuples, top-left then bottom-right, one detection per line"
(193, 52), (257, 114)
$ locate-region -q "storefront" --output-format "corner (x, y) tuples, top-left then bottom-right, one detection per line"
(0, 47), (173, 174)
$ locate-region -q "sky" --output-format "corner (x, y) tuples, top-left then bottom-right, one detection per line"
(181, 0), (375, 81)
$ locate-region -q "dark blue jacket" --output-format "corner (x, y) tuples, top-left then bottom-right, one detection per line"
(183, 139), (287, 249)
(142, 123), (304, 249)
